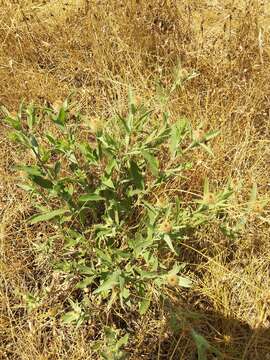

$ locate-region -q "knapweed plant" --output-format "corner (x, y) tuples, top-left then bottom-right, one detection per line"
(4, 93), (234, 324)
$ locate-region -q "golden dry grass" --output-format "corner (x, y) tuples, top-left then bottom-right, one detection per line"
(0, 0), (270, 359)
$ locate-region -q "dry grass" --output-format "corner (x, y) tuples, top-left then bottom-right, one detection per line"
(0, 0), (270, 359)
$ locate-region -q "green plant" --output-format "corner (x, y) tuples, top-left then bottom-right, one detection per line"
(99, 326), (129, 360)
(4, 93), (237, 353)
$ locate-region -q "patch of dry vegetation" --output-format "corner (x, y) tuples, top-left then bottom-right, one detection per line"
(0, 0), (270, 359)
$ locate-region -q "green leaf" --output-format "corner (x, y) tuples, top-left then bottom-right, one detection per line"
(17, 183), (35, 192)
(169, 118), (187, 158)
(203, 178), (209, 195)
(137, 270), (157, 279)
(105, 157), (117, 176)
(116, 333), (129, 349)
(163, 234), (177, 254)
(170, 125), (180, 158)
(31, 175), (54, 189)
(127, 188), (145, 197)
(26, 105), (37, 130)
(54, 161), (61, 177)
(77, 264), (95, 275)
(168, 262), (185, 276)
(248, 182), (258, 210)
(57, 107), (67, 124)
(16, 165), (42, 177)
(139, 296), (151, 315)
(78, 193), (104, 202)
(4, 115), (22, 130)
(29, 208), (68, 224)
(118, 114), (130, 134)
(129, 160), (144, 189)
(141, 150), (159, 176)
(204, 129), (220, 141)
(128, 86), (136, 115)
(52, 104), (68, 130)
(191, 330), (221, 359)
(62, 311), (80, 324)
(178, 276), (192, 288)
(101, 177), (115, 189)
(142, 200), (158, 226)
(18, 101), (24, 120)
(93, 271), (120, 294)
(141, 200), (157, 214)
(46, 133), (56, 145)
(120, 287), (130, 300)
(199, 142), (214, 156)
(135, 109), (152, 130)
(76, 276), (95, 289)
(30, 135), (38, 148)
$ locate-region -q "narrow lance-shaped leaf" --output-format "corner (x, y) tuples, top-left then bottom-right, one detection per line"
(31, 175), (54, 189)
(178, 276), (192, 288)
(4, 116), (22, 130)
(203, 178), (209, 195)
(118, 113), (130, 134)
(116, 333), (129, 350)
(128, 86), (136, 115)
(170, 122), (180, 158)
(169, 118), (187, 158)
(139, 295), (151, 315)
(62, 311), (80, 324)
(78, 193), (104, 202)
(204, 129), (220, 141)
(129, 160), (144, 189)
(29, 135), (38, 149)
(164, 234), (177, 254)
(54, 161), (61, 177)
(141, 149), (159, 176)
(93, 271), (120, 294)
(191, 330), (221, 360)
(249, 182), (257, 204)
(57, 107), (67, 125)
(199, 142), (214, 156)
(101, 177), (115, 189)
(16, 165), (43, 176)
(29, 208), (69, 224)
(26, 104), (37, 130)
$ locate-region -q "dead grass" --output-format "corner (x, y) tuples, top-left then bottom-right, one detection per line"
(1, 0), (270, 359)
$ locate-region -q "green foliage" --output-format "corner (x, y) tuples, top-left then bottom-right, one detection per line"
(191, 330), (221, 360)
(4, 95), (237, 355)
(91, 326), (129, 360)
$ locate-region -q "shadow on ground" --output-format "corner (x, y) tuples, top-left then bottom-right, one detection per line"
(153, 303), (270, 360)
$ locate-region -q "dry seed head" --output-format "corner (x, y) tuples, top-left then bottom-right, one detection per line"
(262, 291), (270, 304)
(18, 170), (26, 178)
(179, 68), (189, 79)
(159, 220), (172, 233)
(223, 334), (232, 344)
(48, 307), (58, 317)
(167, 274), (179, 287)
(193, 129), (205, 142)
(156, 196), (168, 208)
(90, 118), (103, 133)
(252, 202), (264, 214)
(204, 192), (216, 205)
(52, 99), (63, 113)
(9, 111), (17, 118)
